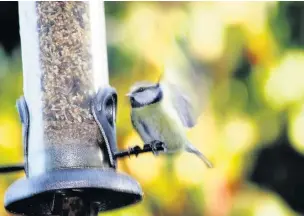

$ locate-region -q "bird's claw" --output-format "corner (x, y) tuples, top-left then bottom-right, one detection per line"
(144, 140), (165, 156)
(114, 141), (166, 159)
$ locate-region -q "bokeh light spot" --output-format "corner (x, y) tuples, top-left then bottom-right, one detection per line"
(264, 51), (304, 110)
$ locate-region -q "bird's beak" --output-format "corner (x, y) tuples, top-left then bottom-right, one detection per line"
(125, 93), (131, 97)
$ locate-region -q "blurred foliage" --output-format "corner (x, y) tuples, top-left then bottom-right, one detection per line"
(1, 1), (304, 216)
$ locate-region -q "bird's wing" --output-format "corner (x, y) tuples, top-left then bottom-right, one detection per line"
(163, 81), (197, 127)
(161, 39), (212, 128)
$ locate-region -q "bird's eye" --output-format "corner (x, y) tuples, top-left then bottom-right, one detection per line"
(138, 88), (144, 92)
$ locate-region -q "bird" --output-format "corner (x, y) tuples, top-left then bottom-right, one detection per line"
(126, 39), (213, 168)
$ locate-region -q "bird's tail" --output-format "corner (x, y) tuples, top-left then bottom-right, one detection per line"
(185, 143), (213, 168)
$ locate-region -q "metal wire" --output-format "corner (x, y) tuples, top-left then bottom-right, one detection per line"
(0, 164), (24, 173)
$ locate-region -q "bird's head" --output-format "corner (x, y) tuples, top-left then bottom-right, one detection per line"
(126, 81), (162, 108)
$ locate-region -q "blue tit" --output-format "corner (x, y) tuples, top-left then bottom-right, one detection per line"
(126, 39), (213, 168)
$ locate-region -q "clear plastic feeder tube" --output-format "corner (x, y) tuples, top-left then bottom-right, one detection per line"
(19, 1), (109, 176)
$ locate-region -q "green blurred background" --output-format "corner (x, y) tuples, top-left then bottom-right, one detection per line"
(1, 1), (304, 216)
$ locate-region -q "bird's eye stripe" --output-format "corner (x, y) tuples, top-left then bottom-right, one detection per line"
(135, 87), (144, 93)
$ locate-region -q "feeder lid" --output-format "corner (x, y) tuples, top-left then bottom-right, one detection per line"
(4, 168), (143, 215)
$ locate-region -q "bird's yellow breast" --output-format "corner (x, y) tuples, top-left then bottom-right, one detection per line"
(133, 101), (188, 152)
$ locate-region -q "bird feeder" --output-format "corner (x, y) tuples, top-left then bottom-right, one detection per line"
(4, 1), (143, 215)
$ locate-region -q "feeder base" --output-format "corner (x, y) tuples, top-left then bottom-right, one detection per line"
(4, 168), (143, 215)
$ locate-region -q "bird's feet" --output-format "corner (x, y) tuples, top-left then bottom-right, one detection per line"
(114, 140), (166, 159)
(143, 140), (166, 156)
